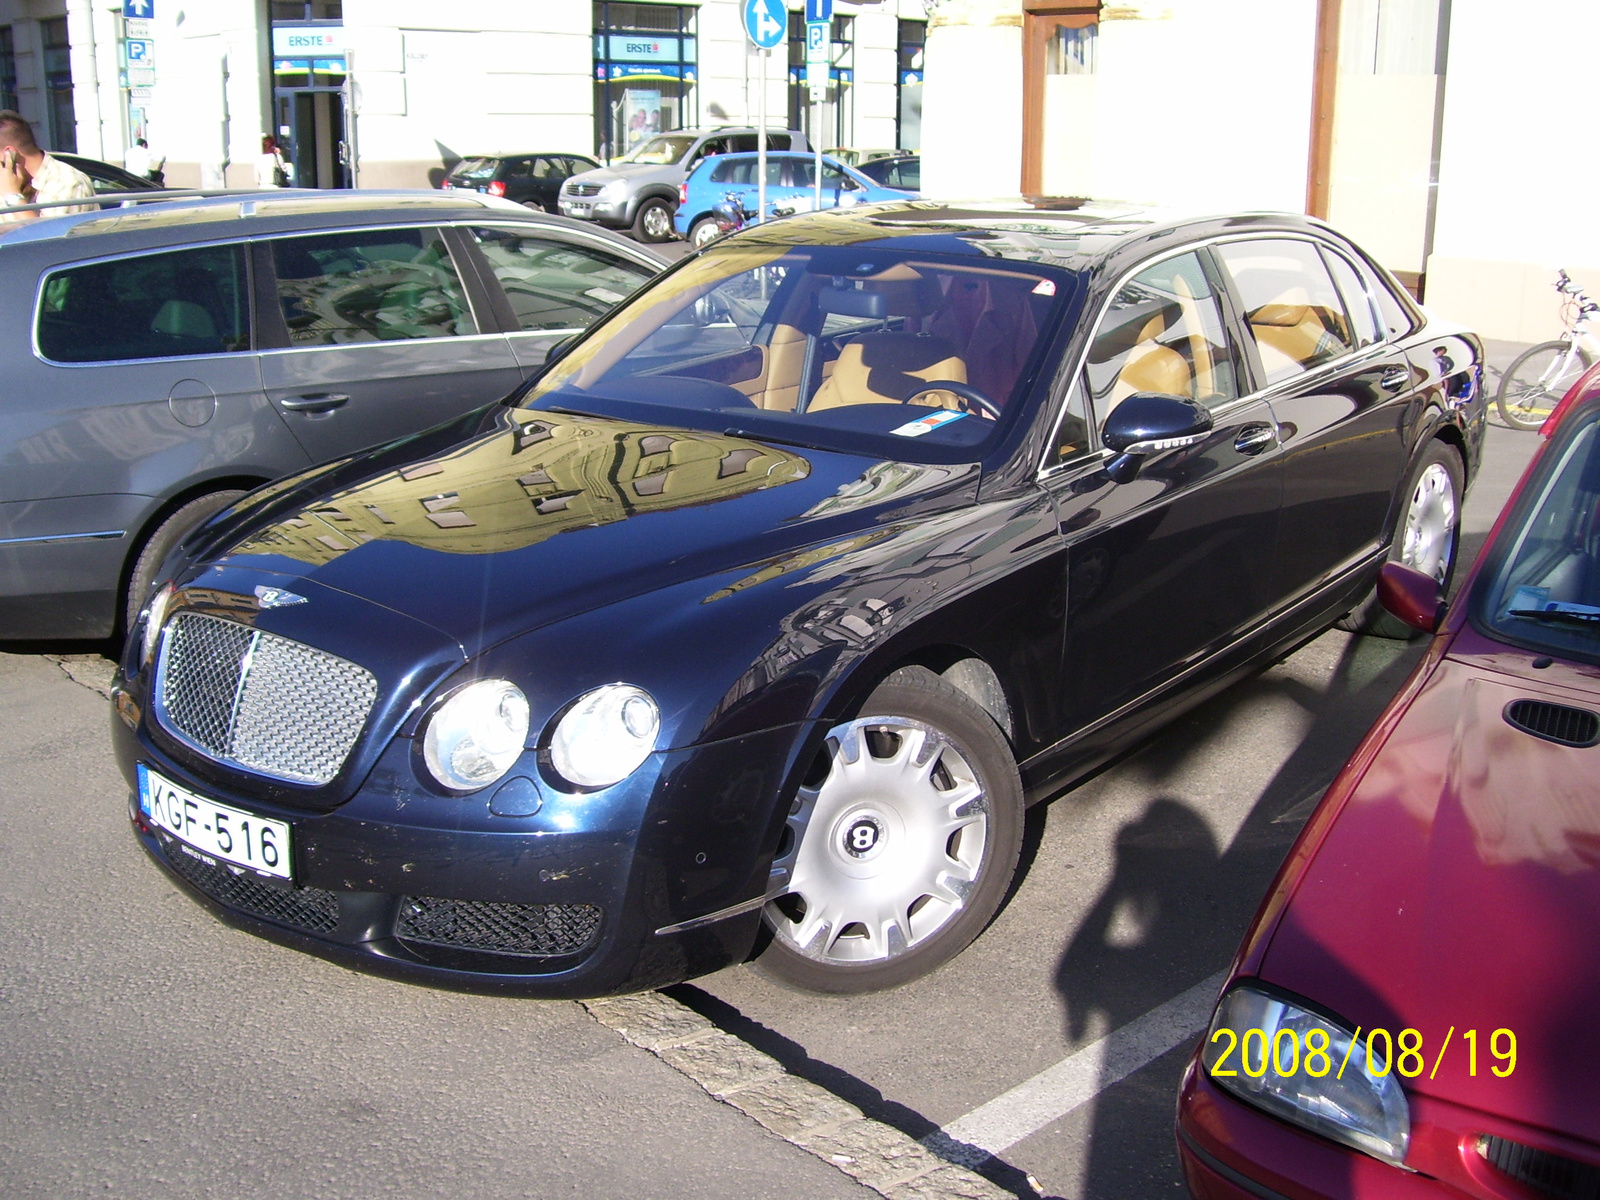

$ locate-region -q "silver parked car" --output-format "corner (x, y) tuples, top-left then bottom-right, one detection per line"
(0, 190), (664, 641)
(559, 126), (809, 242)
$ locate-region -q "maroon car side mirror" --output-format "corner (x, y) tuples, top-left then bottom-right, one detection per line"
(1377, 561), (1445, 632)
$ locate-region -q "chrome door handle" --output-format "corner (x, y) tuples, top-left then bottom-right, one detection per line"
(279, 392), (350, 413)
(1380, 366), (1410, 393)
(1234, 424), (1277, 455)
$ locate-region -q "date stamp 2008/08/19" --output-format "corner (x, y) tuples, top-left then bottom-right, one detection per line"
(1209, 1027), (1517, 1082)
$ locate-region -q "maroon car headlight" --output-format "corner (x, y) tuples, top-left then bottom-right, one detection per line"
(1201, 985), (1411, 1168)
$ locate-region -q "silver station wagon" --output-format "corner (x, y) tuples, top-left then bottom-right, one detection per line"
(0, 191), (664, 640)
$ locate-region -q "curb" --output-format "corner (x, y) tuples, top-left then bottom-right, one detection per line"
(583, 991), (1022, 1199)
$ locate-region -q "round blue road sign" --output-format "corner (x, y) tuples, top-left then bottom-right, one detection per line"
(742, 0), (786, 49)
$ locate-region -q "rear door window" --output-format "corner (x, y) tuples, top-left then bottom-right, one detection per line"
(468, 226), (655, 332)
(268, 227), (478, 345)
(1321, 247), (1382, 347)
(37, 243), (250, 362)
(1215, 239), (1357, 386)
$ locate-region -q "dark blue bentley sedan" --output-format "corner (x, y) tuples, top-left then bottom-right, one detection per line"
(111, 201), (1485, 996)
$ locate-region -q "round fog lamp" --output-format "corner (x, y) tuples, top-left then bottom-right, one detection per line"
(549, 684), (660, 790)
(423, 679), (531, 791)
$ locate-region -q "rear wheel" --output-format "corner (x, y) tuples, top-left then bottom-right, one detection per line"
(1496, 340), (1593, 430)
(632, 197), (675, 243)
(124, 490), (245, 635)
(1338, 442), (1462, 639)
(689, 216), (723, 250)
(757, 668), (1023, 993)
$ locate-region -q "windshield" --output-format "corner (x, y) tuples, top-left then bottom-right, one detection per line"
(1474, 406), (1600, 663)
(521, 239), (1069, 463)
(617, 135), (696, 165)
(451, 158), (499, 181)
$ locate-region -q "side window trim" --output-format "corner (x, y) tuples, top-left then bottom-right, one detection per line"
(440, 224), (518, 334)
(1318, 243), (1385, 347)
(250, 239), (290, 350)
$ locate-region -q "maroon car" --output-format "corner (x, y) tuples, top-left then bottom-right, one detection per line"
(1176, 364), (1600, 1198)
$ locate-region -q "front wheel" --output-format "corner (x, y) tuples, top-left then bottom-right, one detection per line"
(688, 216), (723, 250)
(757, 668), (1023, 993)
(1495, 340), (1593, 430)
(124, 489), (246, 636)
(1338, 442), (1462, 639)
(632, 197), (676, 243)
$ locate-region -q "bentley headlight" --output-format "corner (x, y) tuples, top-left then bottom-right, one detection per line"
(423, 679), (530, 791)
(141, 582), (176, 665)
(1203, 984), (1410, 1167)
(548, 684), (659, 790)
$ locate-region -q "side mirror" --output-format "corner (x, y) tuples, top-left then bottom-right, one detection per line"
(1377, 561), (1445, 632)
(1100, 392), (1213, 483)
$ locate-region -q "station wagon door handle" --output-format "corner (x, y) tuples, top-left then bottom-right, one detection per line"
(279, 393), (351, 413)
(1234, 424), (1277, 456)
(1380, 366), (1411, 392)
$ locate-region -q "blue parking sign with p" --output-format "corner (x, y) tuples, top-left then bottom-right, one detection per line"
(123, 0), (153, 17)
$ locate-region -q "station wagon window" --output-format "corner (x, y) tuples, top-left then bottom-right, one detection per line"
(468, 227), (654, 332)
(1215, 239), (1356, 386)
(1084, 250), (1239, 427)
(269, 227), (477, 345)
(1321, 248), (1382, 347)
(37, 243), (249, 363)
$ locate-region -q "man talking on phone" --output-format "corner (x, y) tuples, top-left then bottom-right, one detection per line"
(0, 110), (95, 223)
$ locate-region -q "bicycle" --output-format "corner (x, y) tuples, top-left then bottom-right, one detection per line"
(1495, 269), (1600, 430)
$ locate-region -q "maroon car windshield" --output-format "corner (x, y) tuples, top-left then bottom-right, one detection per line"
(1476, 404), (1600, 663)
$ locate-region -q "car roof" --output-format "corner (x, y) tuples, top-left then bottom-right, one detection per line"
(714, 199), (1346, 276)
(0, 189), (645, 254)
(454, 153), (594, 161)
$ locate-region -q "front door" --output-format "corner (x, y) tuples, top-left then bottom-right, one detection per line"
(255, 225), (522, 463)
(275, 88), (350, 189)
(1042, 249), (1283, 734)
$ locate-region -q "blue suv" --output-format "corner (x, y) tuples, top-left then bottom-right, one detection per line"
(674, 151), (915, 247)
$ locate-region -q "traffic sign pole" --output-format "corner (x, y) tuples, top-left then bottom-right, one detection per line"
(757, 48), (767, 226)
(742, 0), (786, 227)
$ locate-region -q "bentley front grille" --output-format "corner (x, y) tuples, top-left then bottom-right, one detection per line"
(156, 611), (377, 786)
(166, 840), (341, 935)
(396, 895), (602, 958)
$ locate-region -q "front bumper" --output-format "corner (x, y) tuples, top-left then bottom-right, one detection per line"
(558, 198), (628, 226)
(112, 685), (812, 998)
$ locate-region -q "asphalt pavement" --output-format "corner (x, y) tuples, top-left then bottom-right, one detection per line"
(0, 340), (1543, 1199)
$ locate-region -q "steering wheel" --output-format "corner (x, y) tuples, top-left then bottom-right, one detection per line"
(904, 380), (1002, 421)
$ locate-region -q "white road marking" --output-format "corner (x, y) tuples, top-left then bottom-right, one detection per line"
(930, 970), (1228, 1161)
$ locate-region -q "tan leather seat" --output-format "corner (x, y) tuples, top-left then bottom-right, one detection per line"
(1103, 313), (1193, 417)
(1247, 290), (1349, 379)
(808, 332), (968, 412)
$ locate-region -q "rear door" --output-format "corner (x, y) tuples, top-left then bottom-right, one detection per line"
(457, 224), (660, 372)
(1212, 237), (1416, 603)
(255, 224), (523, 463)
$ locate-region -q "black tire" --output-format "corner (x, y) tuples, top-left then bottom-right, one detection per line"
(1495, 340), (1593, 430)
(632, 197), (676, 243)
(124, 490), (245, 634)
(756, 667), (1024, 994)
(688, 216), (723, 250)
(1337, 442), (1463, 639)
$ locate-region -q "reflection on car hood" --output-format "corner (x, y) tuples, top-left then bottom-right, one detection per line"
(1260, 649), (1600, 1141)
(209, 408), (976, 655)
(569, 162), (670, 186)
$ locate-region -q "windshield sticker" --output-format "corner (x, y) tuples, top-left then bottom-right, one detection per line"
(891, 411), (970, 437)
(1032, 278), (1056, 296)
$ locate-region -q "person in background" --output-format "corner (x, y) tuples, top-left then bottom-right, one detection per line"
(0, 110), (94, 222)
(124, 136), (151, 180)
(145, 142), (165, 185)
(256, 135), (289, 188)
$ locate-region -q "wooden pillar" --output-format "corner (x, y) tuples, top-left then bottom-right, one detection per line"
(1305, 0), (1341, 218)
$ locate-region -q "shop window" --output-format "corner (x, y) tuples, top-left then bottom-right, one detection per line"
(0, 27), (17, 113)
(42, 17), (74, 154)
(1046, 23), (1097, 74)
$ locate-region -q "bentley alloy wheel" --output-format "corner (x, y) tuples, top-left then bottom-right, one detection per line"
(760, 670), (1023, 993)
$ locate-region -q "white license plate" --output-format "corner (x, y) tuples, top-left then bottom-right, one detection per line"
(138, 764), (292, 881)
(565, 202), (591, 214)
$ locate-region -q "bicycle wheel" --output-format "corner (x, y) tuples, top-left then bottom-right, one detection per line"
(1496, 340), (1594, 430)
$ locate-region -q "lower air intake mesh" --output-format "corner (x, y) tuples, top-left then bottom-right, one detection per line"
(165, 840), (340, 934)
(396, 895), (601, 958)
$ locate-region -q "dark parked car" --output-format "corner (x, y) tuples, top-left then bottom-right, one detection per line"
(854, 154), (920, 192)
(442, 153), (601, 213)
(112, 202), (1485, 999)
(0, 190), (663, 640)
(54, 152), (164, 195)
(1176, 363), (1600, 1199)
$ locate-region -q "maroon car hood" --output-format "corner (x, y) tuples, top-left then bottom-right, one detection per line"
(1259, 639), (1600, 1140)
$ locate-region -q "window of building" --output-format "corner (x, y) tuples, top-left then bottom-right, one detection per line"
(896, 19), (925, 151)
(269, 228), (477, 345)
(593, 2), (697, 161)
(271, 2), (342, 19)
(787, 13), (853, 149)
(38, 245), (250, 363)
(41, 17), (74, 154)
(1046, 23), (1097, 74)
(0, 27), (17, 113)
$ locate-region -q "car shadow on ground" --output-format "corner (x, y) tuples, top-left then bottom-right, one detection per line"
(1051, 628), (1426, 1197)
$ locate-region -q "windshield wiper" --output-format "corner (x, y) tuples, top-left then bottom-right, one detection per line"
(721, 426), (835, 454)
(1507, 601), (1600, 625)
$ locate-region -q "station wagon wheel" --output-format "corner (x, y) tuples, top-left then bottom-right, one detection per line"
(759, 669), (1023, 993)
(633, 198), (675, 243)
(123, 489), (246, 639)
(1339, 441), (1462, 639)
